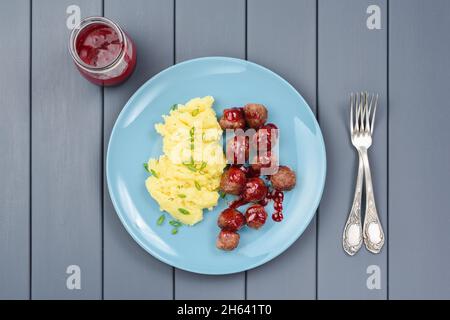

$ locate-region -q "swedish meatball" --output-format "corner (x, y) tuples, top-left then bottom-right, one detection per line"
(219, 108), (246, 130)
(242, 177), (268, 202)
(226, 135), (250, 164)
(270, 165), (296, 191)
(243, 103), (268, 129)
(251, 151), (277, 172)
(220, 166), (247, 195)
(252, 123), (279, 152)
(217, 208), (246, 231)
(216, 230), (240, 251)
(245, 204), (268, 229)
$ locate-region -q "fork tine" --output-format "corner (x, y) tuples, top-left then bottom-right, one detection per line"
(367, 93), (374, 124)
(350, 92), (354, 133)
(360, 92), (366, 132)
(371, 94), (378, 134)
(355, 92), (360, 132)
(365, 92), (371, 133)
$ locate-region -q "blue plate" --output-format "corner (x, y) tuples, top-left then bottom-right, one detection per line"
(107, 57), (326, 275)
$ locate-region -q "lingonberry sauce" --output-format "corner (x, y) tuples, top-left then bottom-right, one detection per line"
(70, 17), (136, 86)
(227, 166), (284, 221)
(229, 197), (248, 209)
(271, 190), (284, 222)
(224, 108), (244, 122)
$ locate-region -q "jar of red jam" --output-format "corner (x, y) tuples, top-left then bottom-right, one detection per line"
(69, 16), (136, 86)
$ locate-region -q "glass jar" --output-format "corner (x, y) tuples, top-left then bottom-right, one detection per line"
(69, 16), (136, 86)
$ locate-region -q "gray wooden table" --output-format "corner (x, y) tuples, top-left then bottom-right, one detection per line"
(1, 0), (449, 300)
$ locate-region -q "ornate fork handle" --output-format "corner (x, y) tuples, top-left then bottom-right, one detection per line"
(343, 152), (364, 255)
(360, 148), (385, 253)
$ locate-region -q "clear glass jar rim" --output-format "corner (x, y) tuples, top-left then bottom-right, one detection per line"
(69, 16), (127, 73)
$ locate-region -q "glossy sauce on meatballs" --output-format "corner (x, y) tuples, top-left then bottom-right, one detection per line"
(219, 107), (246, 130)
(220, 166), (247, 195)
(245, 204), (268, 229)
(216, 102), (298, 251)
(242, 177), (268, 202)
(252, 123), (278, 152)
(226, 135), (250, 164)
(217, 208), (246, 231)
(251, 151), (277, 174)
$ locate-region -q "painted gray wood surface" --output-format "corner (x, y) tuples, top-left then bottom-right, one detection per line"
(103, 0), (174, 300)
(0, 0), (30, 299)
(31, 0), (102, 299)
(175, 0), (246, 62)
(246, 0), (317, 300)
(174, 0), (246, 300)
(317, 0), (387, 299)
(389, 0), (450, 299)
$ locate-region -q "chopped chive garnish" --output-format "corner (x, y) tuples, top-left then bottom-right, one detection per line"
(143, 163), (149, 172)
(219, 191), (226, 199)
(150, 169), (159, 178)
(157, 214), (165, 225)
(191, 109), (200, 116)
(195, 181), (201, 191)
(171, 104), (178, 111)
(171, 228), (178, 235)
(189, 127), (195, 153)
(178, 208), (190, 215)
(178, 194), (186, 198)
(169, 220), (182, 228)
(199, 162), (207, 170)
(183, 163), (197, 172)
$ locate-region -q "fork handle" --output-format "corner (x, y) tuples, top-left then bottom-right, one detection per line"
(342, 152), (364, 255)
(360, 149), (385, 254)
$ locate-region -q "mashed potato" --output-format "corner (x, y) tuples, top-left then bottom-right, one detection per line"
(145, 96), (226, 225)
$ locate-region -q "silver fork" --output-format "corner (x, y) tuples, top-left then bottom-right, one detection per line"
(343, 92), (385, 255)
(358, 92), (385, 254)
(343, 93), (364, 255)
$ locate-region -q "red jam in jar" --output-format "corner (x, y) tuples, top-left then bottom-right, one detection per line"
(69, 17), (136, 86)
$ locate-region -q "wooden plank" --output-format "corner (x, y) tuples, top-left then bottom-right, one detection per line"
(175, 0), (245, 62)
(0, 0), (30, 299)
(389, 0), (450, 299)
(31, 0), (102, 299)
(174, 0), (246, 300)
(103, 0), (174, 299)
(317, 0), (387, 299)
(246, 0), (317, 300)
